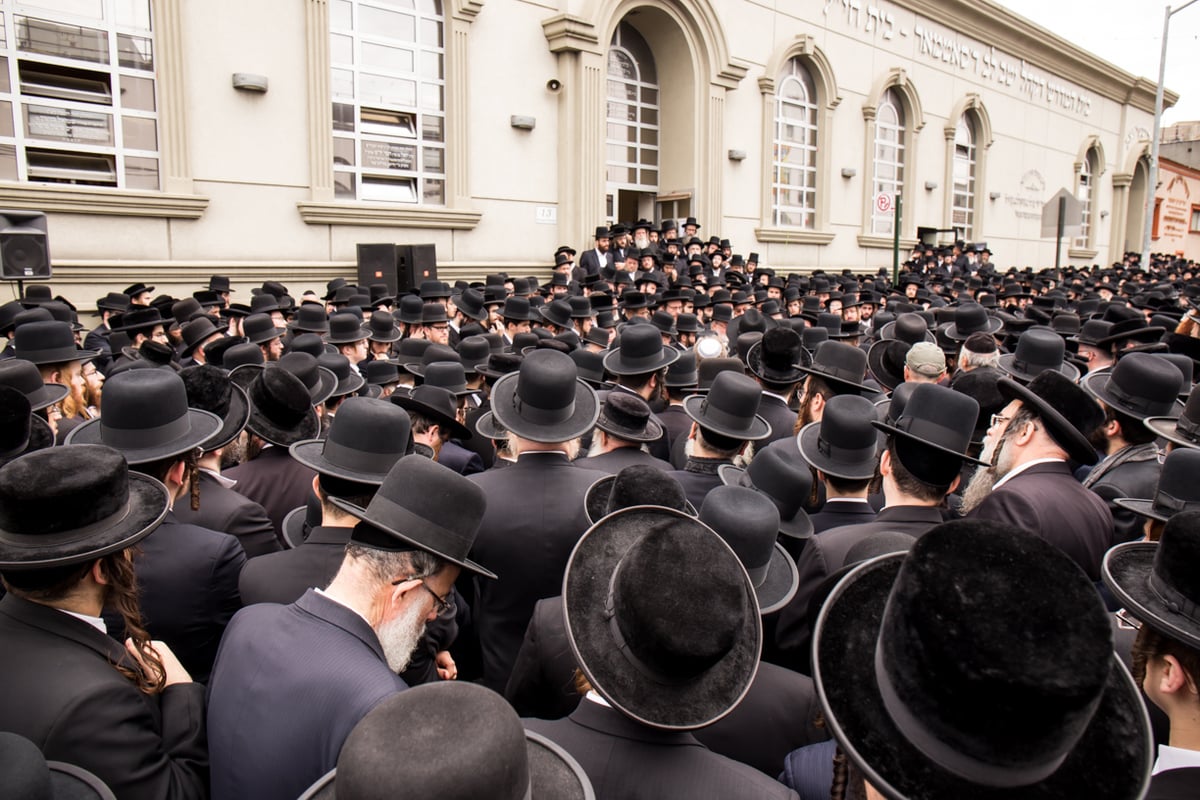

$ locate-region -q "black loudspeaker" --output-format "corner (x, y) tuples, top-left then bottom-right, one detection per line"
(357, 243), (399, 297)
(396, 244), (437, 294)
(0, 210), (50, 280)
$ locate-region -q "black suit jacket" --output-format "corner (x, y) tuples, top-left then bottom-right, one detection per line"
(437, 440), (485, 475)
(524, 701), (800, 799)
(757, 393), (796, 446)
(806, 499), (878, 536)
(207, 590), (408, 800)
(771, 505), (944, 673)
(0, 595), (208, 800)
(508, 596), (827, 777)
(658, 404), (693, 450)
(172, 470), (280, 559)
(238, 525), (351, 606)
(1085, 452), (1162, 546)
(108, 512), (245, 684)
(463, 402), (496, 469)
(578, 248), (614, 277)
(577, 446), (673, 474)
(225, 445), (318, 542)
(1148, 767), (1200, 799)
(667, 463), (728, 510)
(83, 324), (114, 375)
(468, 452), (598, 691)
(968, 461), (1113, 581)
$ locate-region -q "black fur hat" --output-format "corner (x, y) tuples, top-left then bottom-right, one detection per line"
(815, 519), (1152, 798)
(181, 365), (250, 451)
(584, 465), (693, 525)
(745, 327), (805, 384)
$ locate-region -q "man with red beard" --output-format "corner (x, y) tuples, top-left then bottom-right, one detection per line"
(13, 320), (98, 443)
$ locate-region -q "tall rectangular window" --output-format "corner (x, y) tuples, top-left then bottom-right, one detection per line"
(330, 0), (445, 205)
(951, 115), (976, 240)
(772, 58), (817, 229)
(1074, 147), (1098, 249)
(871, 89), (904, 236)
(0, 0), (158, 188)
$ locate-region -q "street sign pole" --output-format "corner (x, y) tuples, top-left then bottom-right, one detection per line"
(1055, 195), (1065, 271)
(893, 195), (902, 286)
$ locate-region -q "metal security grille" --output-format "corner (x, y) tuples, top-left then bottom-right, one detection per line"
(772, 58), (817, 229)
(330, 0), (446, 205)
(0, 0), (157, 188)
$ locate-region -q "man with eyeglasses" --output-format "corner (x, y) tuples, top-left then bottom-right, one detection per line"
(961, 370), (1114, 581)
(207, 455), (493, 800)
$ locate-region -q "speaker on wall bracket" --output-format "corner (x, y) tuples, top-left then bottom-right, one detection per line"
(0, 210), (50, 281)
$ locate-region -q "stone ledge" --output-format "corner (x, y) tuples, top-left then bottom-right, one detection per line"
(296, 201), (482, 229)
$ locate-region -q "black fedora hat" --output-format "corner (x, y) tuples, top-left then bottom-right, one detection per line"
(317, 353), (365, 398)
(563, 506), (760, 730)
(718, 439), (814, 540)
(477, 351), (524, 382)
(1113, 447), (1200, 523)
(796, 340), (876, 394)
(13, 320), (100, 365)
(0, 386), (53, 466)
(331, 454), (495, 578)
(244, 367), (321, 446)
(866, 339), (909, 392)
(325, 312), (371, 345)
(277, 352), (338, 406)
(1145, 389), (1200, 449)
(998, 372), (1104, 467)
(316, 681), (593, 800)
(291, 396), (412, 483)
(602, 324), (678, 375)
(242, 313), (285, 346)
(421, 361), (472, 396)
(814, 519), (1152, 800)
(0, 358), (67, 411)
(96, 291), (131, 313)
(500, 295), (538, 322)
(0, 445), (170, 569)
(873, 383), (986, 472)
(489, 349), (598, 443)
(944, 302), (1003, 340)
(404, 343), (459, 377)
(594, 392), (662, 442)
(583, 465), (695, 525)
(363, 359), (402, 387)
(65, 369), (221, 464)
(0, 729), (120, 799)
(538, 299), (574, 330)
(366, 310), (401, 343)
(745, 328), (805, 384)
(396, 295), (425, 325)
(180, 365), (251, 451)
(179, 316), (225, 359)
(1104, 509), (1200, 651)
(390, 384), (471, 440)
(110, 307), (165, 334)
(798, 394), (882, 480)
(998, 326), (1080, 384)
(700, 485), (798, 614)
(455, 287), (489, 322)
(289, 304), (330, 334)
(1082, 352), (1183, 421)
(683, 371), (771, 441)
(878, 312), (935, 344)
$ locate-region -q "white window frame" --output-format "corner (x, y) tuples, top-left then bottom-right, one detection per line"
(771, 57), (817, 230)
(870, 88), (905, 236)
(1074, 151), (1095, 249)
(605, 21), (658, 194)
(951, 115), (976, 240)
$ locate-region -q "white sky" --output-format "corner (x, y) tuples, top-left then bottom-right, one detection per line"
(996, 0), (1200, 125)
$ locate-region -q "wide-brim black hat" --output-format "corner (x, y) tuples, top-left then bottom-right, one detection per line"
(489, 365), (599, 443)
(682, 393), (770, 441)
(473, 409), (507, 440)
(814, 552), (1153, 800)
(296, 731), (594, 800)
(796, 419), (882, 480)
(795, 344), (877, 394)
(563, 506), (760, 730)
(602, 334), (679, 375)
(203, 382), (250, 451)
(998, 377), (1099, 467)
(243, 369), (322, 447)
(1081, 360), (1182, 422)
(0, 445), (170, 569)
(1144, 413), (1200, 450)
(583, 474), (697, 525)
(745, 337), (806, 384)
(1111, 496), (1175, 523)
(997, 352), (1080, 384)
(65, 407), (222, 466)
(281, 505), (308, 549)
(866, 340), (908, 393)
(717, 462), (814, 540)
(1104, 540), (1200, 651)
(390, 391), (472, 441)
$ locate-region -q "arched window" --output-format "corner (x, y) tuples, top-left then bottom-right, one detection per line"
(330, 0), (447, 205)
(772, 58), (817, 229)
(1075, 146), (1100, 249)
(871, 88), (905, 235)
(606, 22), (658, 192)
(951, 114), (977, 239)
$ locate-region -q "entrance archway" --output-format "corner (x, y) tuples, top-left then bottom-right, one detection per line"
(1125, 156), (1150, 255)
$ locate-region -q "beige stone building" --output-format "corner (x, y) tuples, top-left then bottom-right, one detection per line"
(1152, 157), (1200, 262)
(0, 0), (1175, 312)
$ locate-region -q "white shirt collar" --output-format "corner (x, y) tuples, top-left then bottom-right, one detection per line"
(823, 497), (871, 505)
(992, 458), (1064, 491)
(58, 608), (107, 634)
(200, 467), (237, 489)
(585, 690), (611, 708)
(1153, 744), (1200, 775)
(761, 390), (791, 404)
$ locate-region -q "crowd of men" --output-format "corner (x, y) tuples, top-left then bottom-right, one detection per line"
(0, 216), (1199, 799)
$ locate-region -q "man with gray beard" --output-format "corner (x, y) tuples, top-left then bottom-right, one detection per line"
(206, 455), (493, 800)
(963, 370), (1113, 580)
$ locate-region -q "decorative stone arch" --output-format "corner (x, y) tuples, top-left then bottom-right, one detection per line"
(942, 94), (993, 239)
(543, 0), (748, 247)
(858, 68), (924, 248)
(1109, 140), (1153, 258)
(1070, 135), (1107, 257)
(754, 35), (839, 245)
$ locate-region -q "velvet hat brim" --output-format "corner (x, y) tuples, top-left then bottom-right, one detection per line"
(682, 394), (771, 441)
(64, 408), (223, 465)
(473, 410), (507, 440)
(281, 505), (307, 549)
(871, 418), (988, 468)
(997, 378), (1100, 466)
(814, 554), (1154, 800)
(1111, 497), (1172, 523)
(202, 383), (251, 452)
(754, 541), (800, 614)
(563, 506), (760, 730)
(489, 371), (599, 444)
(25, 380), (68, 412)
(944, 316), (1003, 340)
(797, 420), (883, 480)
(1144, 415), (1200, 451)
(997, 354), (1081, 385)
(1104, 542), (1200, 650)
(717, 464), (814, 540)
(295, 732), (594, 800)
(866, 340), (908, 393)
(289, 437), (396, 485)
(1082, 369), (1181, 422)
(0, 470), (170, 569)
(794, 363), (878, 394)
